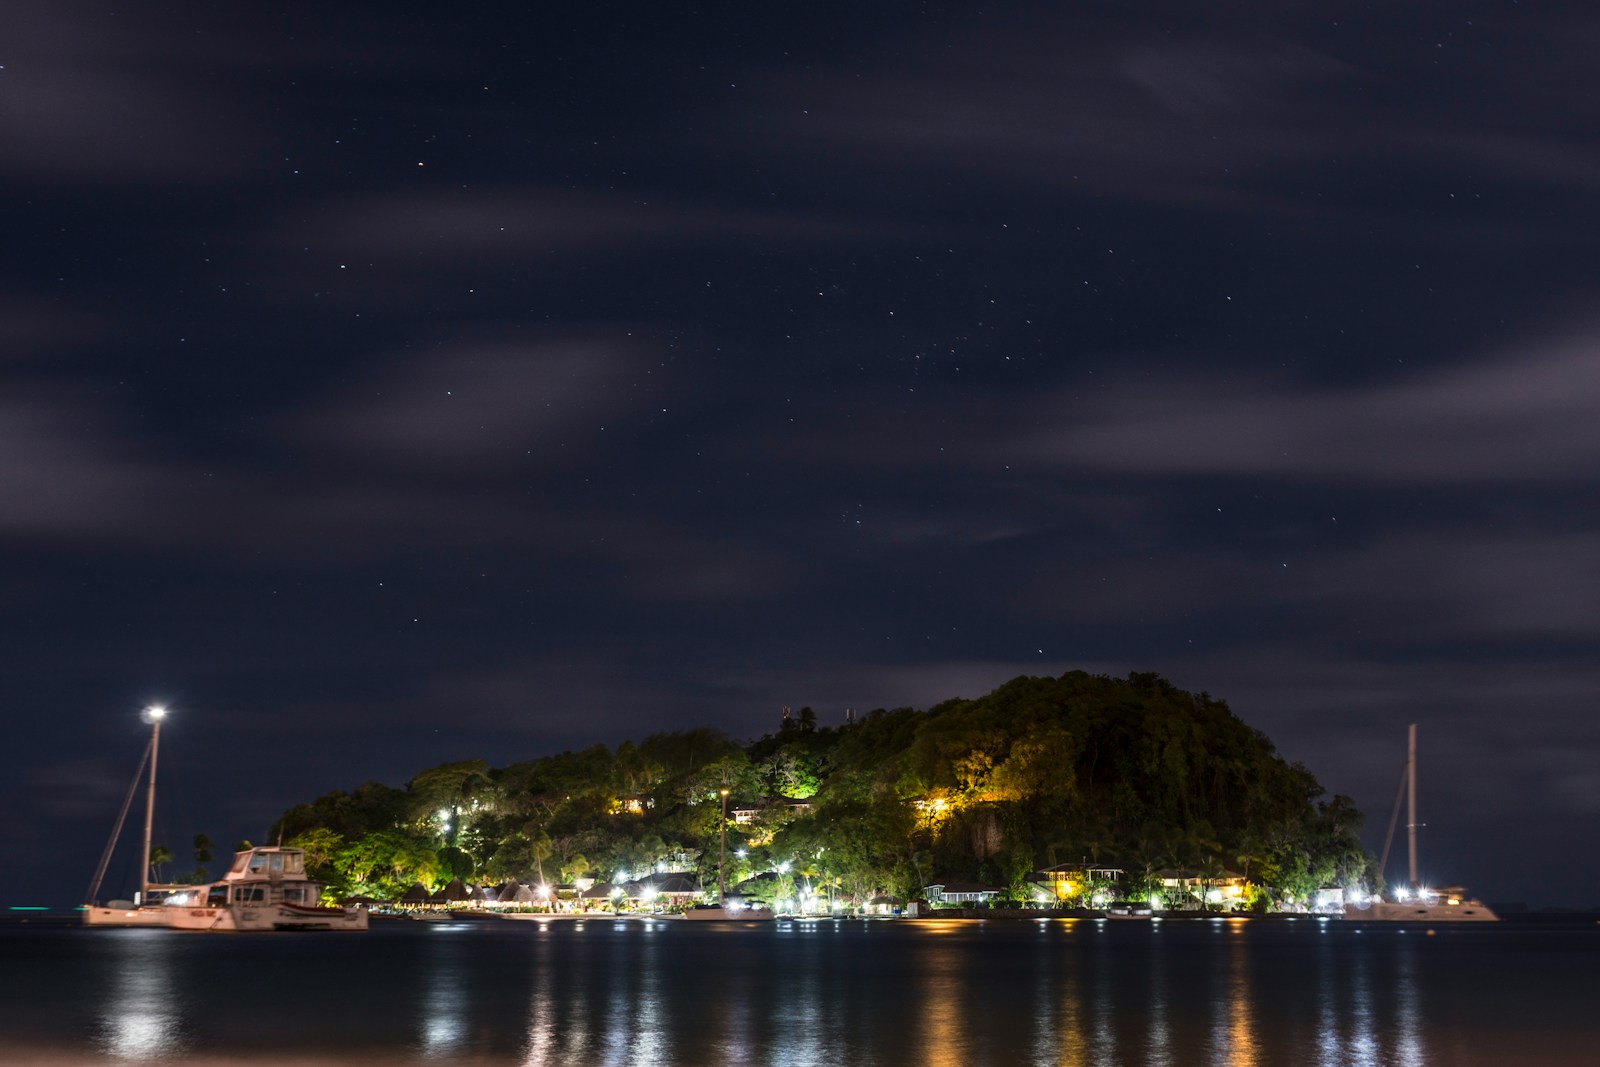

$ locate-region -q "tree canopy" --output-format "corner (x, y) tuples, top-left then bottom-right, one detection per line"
(272, 672), (1372, 908)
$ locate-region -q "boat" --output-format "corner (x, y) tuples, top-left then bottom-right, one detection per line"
(83, 705), (367, 932)
(681, 900), (775, 921)
(1343, 723), (1498, 922)
(1103, 900), (1154, 920)
(83, 706), (189, 928)
(165, 846), (368, 932)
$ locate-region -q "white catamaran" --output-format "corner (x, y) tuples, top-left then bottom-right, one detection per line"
(1343, 723), (1498, 922)
(83, 705), (367, 932)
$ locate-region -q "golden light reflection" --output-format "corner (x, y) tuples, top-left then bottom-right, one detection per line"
(917, 937), (970, 1067)
(1216, 933), (1259, 1067)
(1054, 945), (1090, 1067)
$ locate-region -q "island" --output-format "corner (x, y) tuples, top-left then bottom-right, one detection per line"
(270, 671), (1373, 916)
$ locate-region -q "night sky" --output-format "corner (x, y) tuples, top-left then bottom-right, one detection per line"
(6, 2), (1597, 910)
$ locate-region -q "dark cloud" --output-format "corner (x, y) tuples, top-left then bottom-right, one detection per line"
(1001, 327), (1600, 483)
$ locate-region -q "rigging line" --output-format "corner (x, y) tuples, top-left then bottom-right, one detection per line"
(1376, 754), (1408, 881)
(86, 737), (153, 906)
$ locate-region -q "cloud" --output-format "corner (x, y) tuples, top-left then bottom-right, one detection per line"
(722, 7), (1600, 235)
(997, 327), (1600, 484)
(291, 336), (648, 466)
(273, 188), (892, 265)
(0, 5), (263, 182)
(0, 387), (184, 539)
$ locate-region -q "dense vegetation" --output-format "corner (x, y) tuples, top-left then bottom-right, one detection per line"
(272, 671), (1373, 909)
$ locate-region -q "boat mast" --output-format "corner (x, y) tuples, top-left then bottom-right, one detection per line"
(1406, 722), (1418, 889)
(139, 705), (167, 904)
(718, 788), (729, 904)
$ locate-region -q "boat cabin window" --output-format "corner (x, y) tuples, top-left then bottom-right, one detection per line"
(234, 886), (265, 904)
(207, 884), (228, 907)
(230, 848), (306, 877)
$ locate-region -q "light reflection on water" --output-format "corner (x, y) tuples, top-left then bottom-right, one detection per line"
(1392, 942), (1425, 1067)
(916, 935), (966, 1067)
(1219, 920), (1259, 1067)
(4, 918), (1588, 1065)
(96, 929), (187, 1061)
(1145, 922), (1171, 1067)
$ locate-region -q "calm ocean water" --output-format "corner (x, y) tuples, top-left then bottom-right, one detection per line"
(0, 916), (1594, 1065)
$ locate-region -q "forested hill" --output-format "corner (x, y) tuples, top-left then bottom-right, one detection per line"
(273, 671), (1372, 906)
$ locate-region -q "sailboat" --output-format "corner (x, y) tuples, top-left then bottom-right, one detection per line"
(1343, 723), (1498, 922)
(83, 706), (193, 927)
(682, 789), (773, 920)
(83, 705), (368, 932)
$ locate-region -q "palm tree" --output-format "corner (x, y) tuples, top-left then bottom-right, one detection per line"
(528, 829), (554, 892)
(190, 834), (214, 881)
(149, 844), (174, 884)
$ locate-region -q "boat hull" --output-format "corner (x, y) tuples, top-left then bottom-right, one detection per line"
(1343, 900), (1498, 922)
(82, 905), (178, 928)
(168, 904), (369, 932)
(681, 905), (775, 921)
